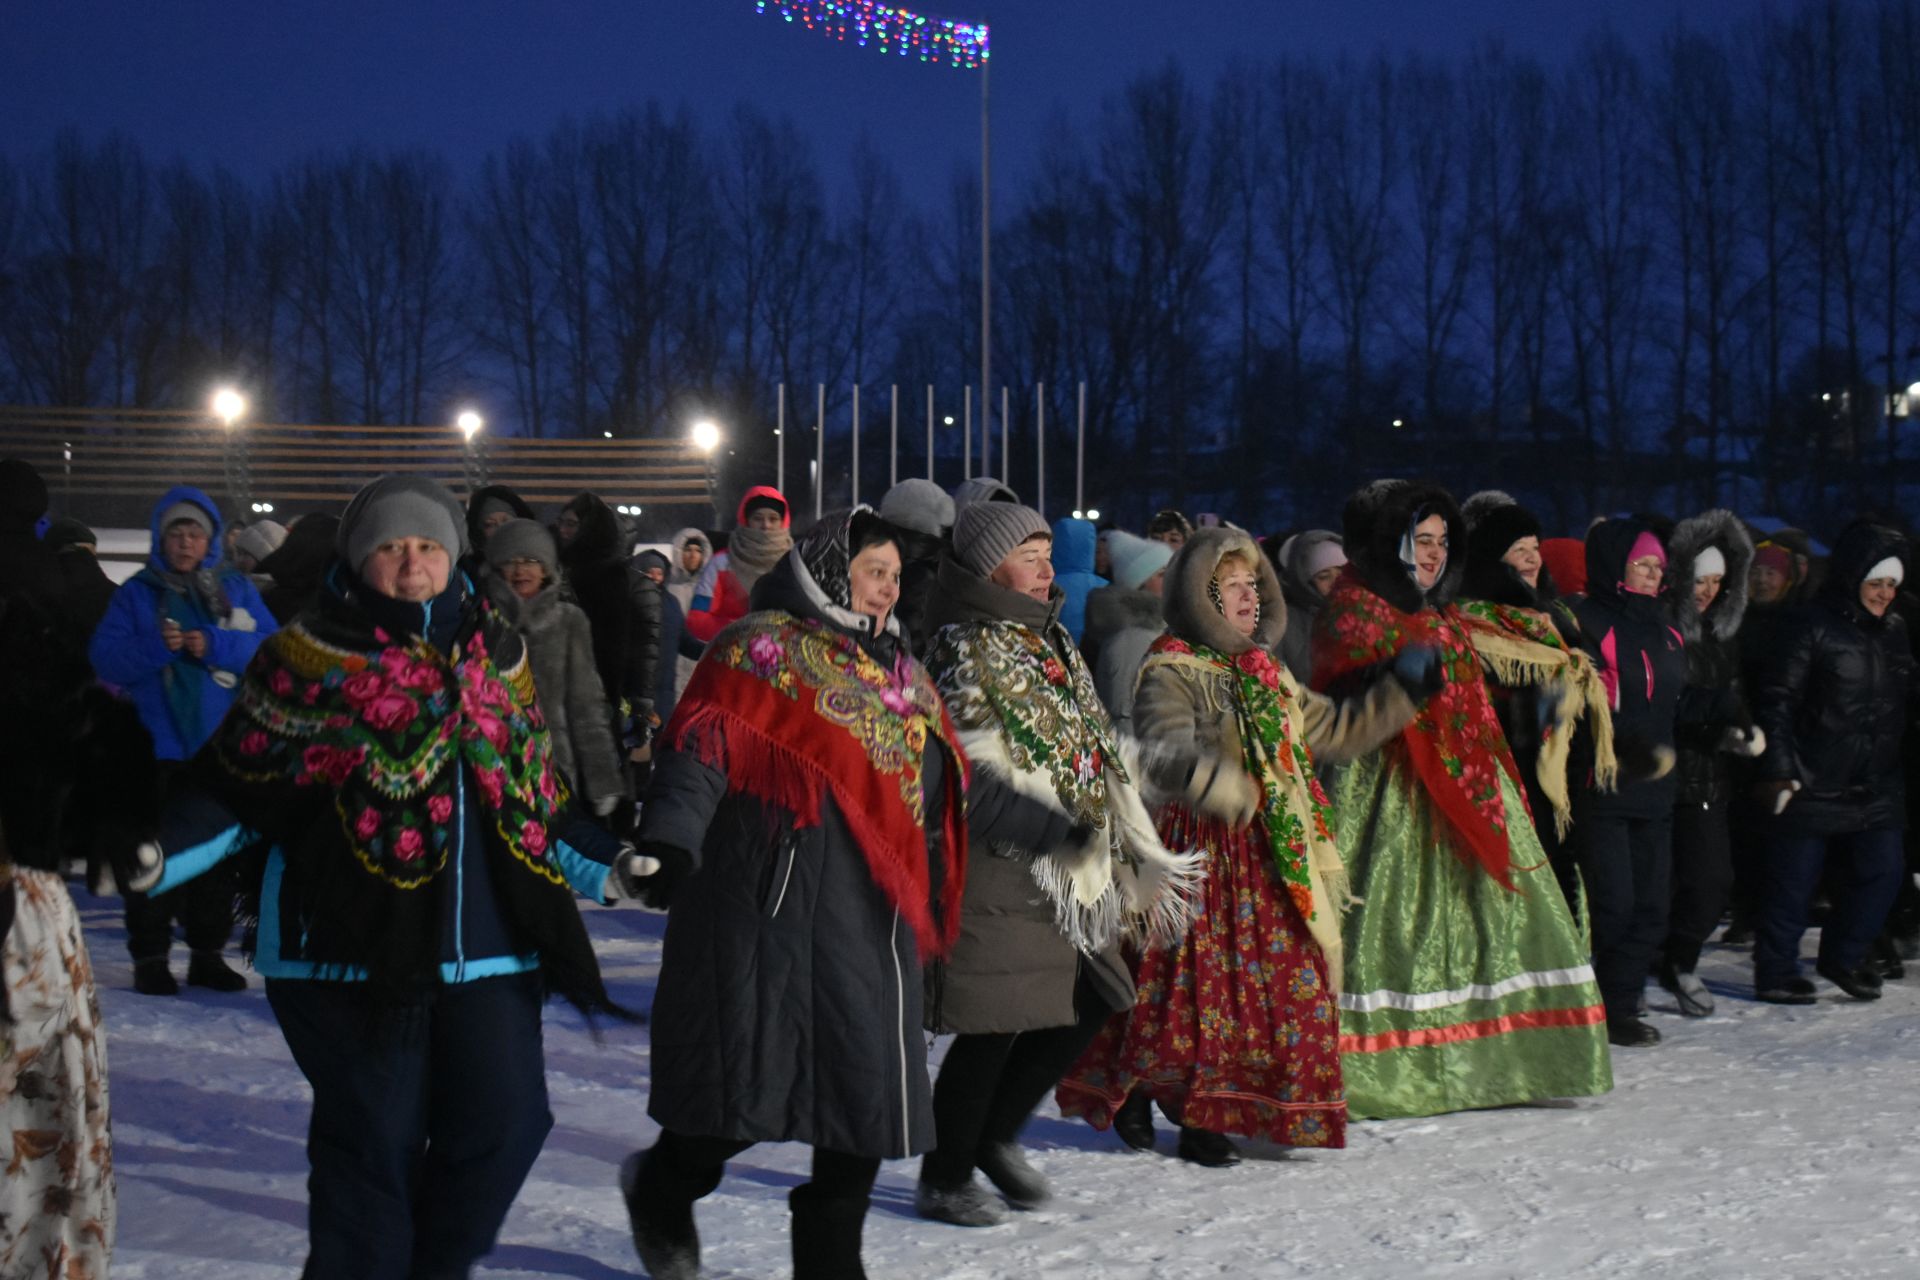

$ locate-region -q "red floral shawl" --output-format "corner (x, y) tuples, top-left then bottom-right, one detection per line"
(1311, 570), (1529, 888)
(661, 611), (970, 960)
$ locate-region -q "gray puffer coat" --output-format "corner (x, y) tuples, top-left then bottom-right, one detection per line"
(484, 576), (625, 806)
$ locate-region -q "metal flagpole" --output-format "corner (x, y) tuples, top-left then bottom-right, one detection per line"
(1036, 382), (1045, 518)
(980, 55), (991, 495)
(1076, 380), (1087, 513)
(815, 382), (826, 520)
(890, 384), (899, 487)
(1000, 385), (1010, 486)
(776, 382), (786, 495)
(851, 384), (861, 507)
(926, 384), (935, 481)
(963, 386), (972, 479)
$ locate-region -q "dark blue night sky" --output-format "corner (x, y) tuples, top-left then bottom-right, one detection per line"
(5, 1), (1751, 196)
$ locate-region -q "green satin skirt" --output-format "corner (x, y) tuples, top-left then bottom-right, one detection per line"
(1333, 751), (1613, 1120)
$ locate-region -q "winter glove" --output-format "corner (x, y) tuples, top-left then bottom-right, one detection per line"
(1183, 755), (1262, 827)
(1717, 725), (1767, 758)
(602, 847), (664, 905)
(92, 840), (166, 898)
(628, 841), (696, 910)
(1756, 779), (1801, 815)
(1390, 644), (1447, 703)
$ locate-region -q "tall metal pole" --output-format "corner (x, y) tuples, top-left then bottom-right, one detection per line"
(964, 385), (973, 480)
(815, 382), (826, 520)
(1076, 380), (1087, 513)
(890, 384), (899, 487)
(776, 382), (786, 495)
(926, 384), (935, 482)
(1036, 382), (1045, 518)
(851, 384), (861, 507)
(1000, 385), (1010, 487)
(980, 57), (992, 494)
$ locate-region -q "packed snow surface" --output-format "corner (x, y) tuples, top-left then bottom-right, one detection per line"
(85, 890), (1920, 1279)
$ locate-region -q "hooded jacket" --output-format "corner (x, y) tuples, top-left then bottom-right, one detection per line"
(1666, 510), (1756, 808)
(1752, 522), (1915, 833)
(1049, 516), (1106, 644)
(1133, 527), (1418, 801)
(559, 492), (661, 720)
(667, 527), (712, 614)
(90, 486), (278, 760)
(464, 484), (536, 561)
(1275, 529), (1345, 684)
(1565, 519), (1688, 818)
(688, 487), (790, 640)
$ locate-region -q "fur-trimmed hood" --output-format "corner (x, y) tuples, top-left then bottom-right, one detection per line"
(1666, 509), (1754, 643)
(1084, 584), (1165, 649)
(1461, 498), (1558, 609)
(1162, 526), (1286, 655)
(1275, 529), (1344, 610)
(1341, 478), (1467, 614)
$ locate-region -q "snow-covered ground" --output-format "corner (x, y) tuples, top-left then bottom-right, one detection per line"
(85, 887), (1920, 1279)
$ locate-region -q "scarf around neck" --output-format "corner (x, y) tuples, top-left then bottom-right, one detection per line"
(1311, 571), (1530, 889)
(203, 584), (615, 1010)
(727, 525), (793, 594)
(660, 609), (969, 959)
(1140, 635), (1349, 983)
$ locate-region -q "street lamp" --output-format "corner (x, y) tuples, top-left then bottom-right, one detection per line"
(212, 387), (247, 428)
(211, 387), (251, 510)
(456, 410), (484, 441)
(691, 418), (722, 454)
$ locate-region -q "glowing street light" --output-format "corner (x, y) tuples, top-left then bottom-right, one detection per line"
(456, 410), (484, 441)
(691, 418), (722, 453)
(212, 387), (247, 428)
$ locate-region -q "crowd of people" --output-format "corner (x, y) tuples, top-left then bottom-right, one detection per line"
(2, 451), (1914, 1279)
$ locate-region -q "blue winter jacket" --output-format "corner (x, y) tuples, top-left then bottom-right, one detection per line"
(1050, 516), (1107, 644)
(89, 486), (277, 760)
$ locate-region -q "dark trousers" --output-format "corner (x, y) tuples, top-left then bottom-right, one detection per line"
(1664, 801), (1733, 973)
(1576, 812), (1673, 1020)
(1754, 826), (1905, 989)
(648, 1130), (881, 1204)
(267, 972), (553, 1280)
(923, 973), (1107, 1188)
(124, 860), (236, 961)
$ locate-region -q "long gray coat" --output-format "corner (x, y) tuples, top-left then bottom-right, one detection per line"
(485, 577), (625, 806)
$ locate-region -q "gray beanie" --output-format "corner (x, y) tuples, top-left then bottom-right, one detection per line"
(233, 519), (288, 564)
(951, 475), (1020, 516)
(337, 473), (469, 574)
(954, 502), (1051, 578)
(159, 500), (215, 539)
(879, 478), (955, 539)
(1107, 529), (1175, 591)
(484, 518), (558, 578)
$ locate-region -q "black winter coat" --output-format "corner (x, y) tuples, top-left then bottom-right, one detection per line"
(1753, 523), (1915, 834)
(1567, 519), (1688, 819)
(637, 554), (957, 1159)
(560, 494), (661, 719)
(1667, 510), (1756, 809)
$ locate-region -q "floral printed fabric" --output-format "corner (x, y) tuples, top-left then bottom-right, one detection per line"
(212, 609), (568, 892)
(1, 867), (113, 1279)
(1311, 571), (1528, 887)
(1057, 805), (1346, 1148)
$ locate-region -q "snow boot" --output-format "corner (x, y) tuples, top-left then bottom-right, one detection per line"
(1816, 961), (1883, 1001)
(975, 1140), (1048, 1209)
(1605, 1017), (1661, 1048)
(1111, 1089), (1156, 1152)
(133, 957), (179, 996)
(620, 1149), (704, 1280)
(1657, 963), (1714, 1017)
(187, 950), (249, 992)
(1755, 976), (1817, 1005)
(1868, 936), (1906, 981)
(790, 1183), (869, 1280)
(1176, 1127), (1242, 1168)
(914, 1175), (1007, 1227)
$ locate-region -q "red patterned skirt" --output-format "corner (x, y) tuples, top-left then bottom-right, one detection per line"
(1055, 805), (1346, 1148)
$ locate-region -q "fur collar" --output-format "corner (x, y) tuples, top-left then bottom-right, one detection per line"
(1665, 509), (1754, 643)
(928, 556), (1065, 633)
(1162, 526), (1286, 655)
(1084, 585), (1165, 646)
(1342, 478), (1467, 614)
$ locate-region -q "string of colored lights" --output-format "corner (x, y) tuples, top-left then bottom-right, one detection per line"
(753, 1), (989, 69)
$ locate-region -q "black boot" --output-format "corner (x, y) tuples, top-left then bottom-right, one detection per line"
(133, 957), (179, 996)
(619, 1149), (706, 1280)
(1176, 1126), (1242, 1168)
(791, 1183), (869, 1280)
(187, 950), (249, 992)
(1111, 1090), (1156, 1152)
(1816, 961), (1884, 1001)
(975, 1140), (1048, 1209)
(1606, 1016), (1662, 1048)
